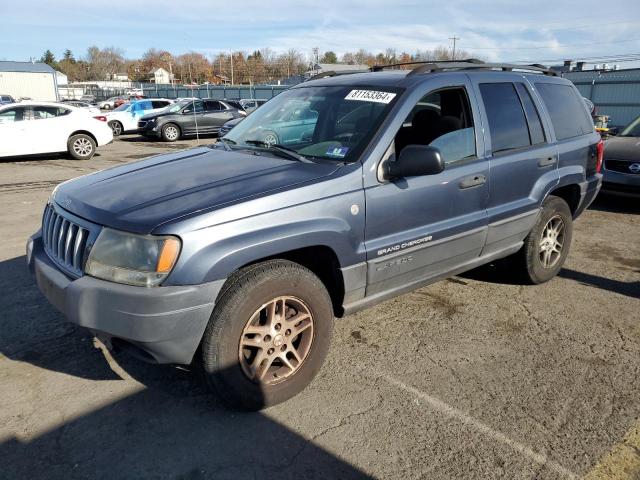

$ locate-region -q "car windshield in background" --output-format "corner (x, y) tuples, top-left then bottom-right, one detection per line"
(114, 103), (131, 112)
(620, 115), (640, 137)
(165, 100), (191, 113)
(224, 85), (402, 162)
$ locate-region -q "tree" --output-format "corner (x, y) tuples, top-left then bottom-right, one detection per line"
(63, 49), (75, 63)
(320, 51), (337, 64)
(40, 50), (57, 69)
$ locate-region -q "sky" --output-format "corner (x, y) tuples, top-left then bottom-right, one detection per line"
(1, 0), (640, 68)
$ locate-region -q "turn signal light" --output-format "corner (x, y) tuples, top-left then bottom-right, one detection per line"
(156, 238), (181, 273)
(94, 115), (107, 122)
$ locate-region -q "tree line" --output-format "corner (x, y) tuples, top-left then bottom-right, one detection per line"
(41, 45), (472, 85)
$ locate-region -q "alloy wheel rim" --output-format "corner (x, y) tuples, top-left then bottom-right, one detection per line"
(73, 138), (93, 156)
(165, 126), (178, 140)
(239, 296), (314, 385)
(111, 122), (121, 135)
(263, 133), (278, 146)
(539, 215), (565, 268)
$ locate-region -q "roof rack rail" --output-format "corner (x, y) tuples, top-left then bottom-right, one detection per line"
(371, 58), (485, 72)
(306, 69), (369, 82)
(371, 59), (557, 77)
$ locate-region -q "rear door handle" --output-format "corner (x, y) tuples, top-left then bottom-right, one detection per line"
(538, 156), (556, 167)
(459, 174), (486, 189)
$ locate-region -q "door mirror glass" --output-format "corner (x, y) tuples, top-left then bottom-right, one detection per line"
(387, 145), (444, 179)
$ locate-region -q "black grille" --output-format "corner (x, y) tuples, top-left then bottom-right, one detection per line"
(138, 120), (147, 128)
(605, 159), (640, 174)
(42, 204), (93, 277)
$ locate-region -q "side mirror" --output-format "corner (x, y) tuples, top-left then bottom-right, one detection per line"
(387, 145), (445, 179)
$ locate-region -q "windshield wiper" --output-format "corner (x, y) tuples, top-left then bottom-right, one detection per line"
(243, 140), (313, 163)
(216, 137), (236, 151)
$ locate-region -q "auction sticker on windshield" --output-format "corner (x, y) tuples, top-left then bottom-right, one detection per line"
(345, 90), (397, 104)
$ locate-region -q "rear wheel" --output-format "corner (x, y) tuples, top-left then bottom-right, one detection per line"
(108, 120), (123, 136)
(514, 195), (573, 284)
(67, 134), (96, 160)
(199, 260), (334, 410)
(161, 123), (181, 142)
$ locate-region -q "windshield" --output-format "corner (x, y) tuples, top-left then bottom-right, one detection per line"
(165, 100), (190, 113)
(114, 102), (131, 112)
(620, 115), (640, 137)
(224, 85), (402, 161)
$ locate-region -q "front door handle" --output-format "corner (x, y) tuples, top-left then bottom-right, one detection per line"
(459, 174), (486, 189)
(538, 156), (557, 167)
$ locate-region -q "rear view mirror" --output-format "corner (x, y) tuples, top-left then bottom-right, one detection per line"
(386, 145), (445, 179)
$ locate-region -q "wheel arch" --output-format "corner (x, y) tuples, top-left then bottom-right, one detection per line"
(228, 245), (346, 317)
(548, 183), (581, 217)
(69, 130), (97, 145)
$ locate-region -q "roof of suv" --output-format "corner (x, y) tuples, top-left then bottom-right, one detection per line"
(295, 60), (562, 89)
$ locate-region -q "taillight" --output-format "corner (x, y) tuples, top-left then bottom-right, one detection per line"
(94, 115), (107, 122)
(596, 139), (604, 173)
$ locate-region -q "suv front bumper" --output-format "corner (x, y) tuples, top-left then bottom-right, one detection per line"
(27, 232), (224, 365)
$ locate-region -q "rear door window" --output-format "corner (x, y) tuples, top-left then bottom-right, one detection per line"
(535, 83), (594, 140)
(204, 100), (222, 111)
(514, 83), (545, 145)
(480, 83), (531, 153)
(32, 106), (70, 120)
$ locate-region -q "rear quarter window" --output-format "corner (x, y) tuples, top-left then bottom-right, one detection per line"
(535, 83), (594, 140)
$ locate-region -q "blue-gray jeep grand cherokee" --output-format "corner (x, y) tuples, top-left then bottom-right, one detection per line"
(28, 61), (602, 410)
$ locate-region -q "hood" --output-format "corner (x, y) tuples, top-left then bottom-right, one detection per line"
(141, 110), (171, 121)
(604, 136), (640, 161)
(53, 147), (341, 234)
(223, 117), (244, 128)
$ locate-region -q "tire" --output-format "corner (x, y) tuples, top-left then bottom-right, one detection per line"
(161, 123), (181, 142)
(262, 131), (279, 145)
(514, 195), (573, 284)
(108, 120), (123, 137)
(200, 259), (334, 410)
(67, 134), (96, 160)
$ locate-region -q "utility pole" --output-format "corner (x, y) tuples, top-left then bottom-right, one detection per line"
(449, 36), (460, 60)
(312, 47), (319, 75)
(230, 51), (234, 85)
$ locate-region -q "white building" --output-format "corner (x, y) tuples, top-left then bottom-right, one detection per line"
(55, 70), (68, 86)
(149, 67), (174, 84)
(0, 61), (58, 101)
(111, 73), (129, 81)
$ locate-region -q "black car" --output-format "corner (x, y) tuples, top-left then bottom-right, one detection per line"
(139, 99), (246, 141)
(601, 114), (640, 196)
(218, 116), (244, 137)
(0, 94), (16, 105)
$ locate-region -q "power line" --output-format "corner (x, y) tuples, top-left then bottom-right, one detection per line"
(461, 38), (640, 51)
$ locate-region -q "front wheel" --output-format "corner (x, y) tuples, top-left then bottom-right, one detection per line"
(108, 120), (123, 136)
(67, 134), (96, 160)
(515, 195), (573, 284)
(199, 260), (334, 410)
(161, 123), (181, 142)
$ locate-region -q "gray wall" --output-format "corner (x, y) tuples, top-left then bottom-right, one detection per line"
(142, 84), (290, 101)
(564, 69), (640, 128)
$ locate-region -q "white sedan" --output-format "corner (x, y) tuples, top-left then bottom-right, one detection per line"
(105, 98), (173, 136)
(0, 101), (113, 160)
